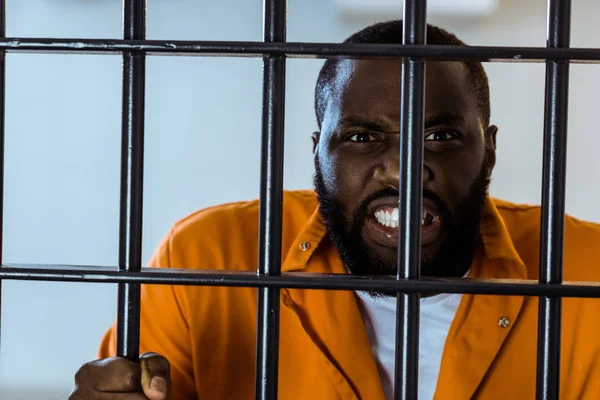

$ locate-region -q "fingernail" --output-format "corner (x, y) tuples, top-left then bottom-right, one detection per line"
(150, 376), (167, 393)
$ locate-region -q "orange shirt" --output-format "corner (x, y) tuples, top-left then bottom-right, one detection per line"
(99, 190), (600, 400)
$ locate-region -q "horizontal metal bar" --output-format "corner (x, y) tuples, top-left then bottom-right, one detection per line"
(3, 38), (600, 62)
(2, 264), (600, 297)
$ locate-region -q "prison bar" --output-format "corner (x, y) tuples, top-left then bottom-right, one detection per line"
(255, 0), (287, 398)
(536, 0), (572, 398)
(1, 39), (600, 62)
(0, 0), (6, 355)
(0, 2), (595, 399)
(116, 0), (146, 361)
(3, 264), (600, 297)
(394, 0), (427, 399)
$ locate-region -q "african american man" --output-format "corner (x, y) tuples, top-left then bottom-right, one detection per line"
(69, 20), (600, 400)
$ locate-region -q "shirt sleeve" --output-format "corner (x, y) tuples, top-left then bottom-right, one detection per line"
(98, 229), (197, 400)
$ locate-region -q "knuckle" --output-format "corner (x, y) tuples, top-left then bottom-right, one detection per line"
(73, 364), (91, 384)
(73, 357), (116, 384)
(140, 351), (160, 358)
(118, 361), (142, 390)
(140, 352), (166, 365)
(74, 357), (140, 391)
(122, 368), (140, 389)
(67, 387), (84, 400)
(141, 352), (170, 376)
(97, 356), (126, 368)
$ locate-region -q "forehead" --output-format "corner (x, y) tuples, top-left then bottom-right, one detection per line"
(324, 59), (479, 131)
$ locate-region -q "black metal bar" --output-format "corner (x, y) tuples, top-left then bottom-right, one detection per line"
(116, 0), (146, 361)
(255, 0), (286, 399)
(394, 2), (427, 399)
(536, 0), (571, 399)
(1, 39), (600, 62)
(3, 265), (600, 298)
(0, 0), (6, 358)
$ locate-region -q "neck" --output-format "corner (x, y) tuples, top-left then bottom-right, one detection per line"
(377, 238), (479, 299)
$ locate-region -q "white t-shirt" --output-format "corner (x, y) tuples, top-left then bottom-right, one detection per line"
(355, 290), (463, 400)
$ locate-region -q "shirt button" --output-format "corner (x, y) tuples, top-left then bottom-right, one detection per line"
(498, 316), (510, 328)
(300, 241), (311, 251)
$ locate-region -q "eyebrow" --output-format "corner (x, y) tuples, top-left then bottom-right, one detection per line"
(424, 113), (465, 128)
(338, 116), (395, 132)
(338, 113), (466, 133)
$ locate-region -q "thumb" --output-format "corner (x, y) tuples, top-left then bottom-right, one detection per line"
(140, 352), (171, 400)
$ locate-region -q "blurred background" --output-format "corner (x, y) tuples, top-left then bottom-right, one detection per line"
(0, 0), (598, 398)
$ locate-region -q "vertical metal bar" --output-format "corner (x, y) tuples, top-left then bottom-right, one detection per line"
(536, 0), (571, 399)
(254, 0), (286, 399)
(0, 0), (6, 356)
(394, 0), (427, 399)
(116, 0), (146, 360)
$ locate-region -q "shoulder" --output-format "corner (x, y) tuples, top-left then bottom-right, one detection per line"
(492, 198), (600, 281)
(493, 197), (600, 232)
(492, 198), (542, 222)
(171, 189), (317, 238)
(158, 190), (318, 271)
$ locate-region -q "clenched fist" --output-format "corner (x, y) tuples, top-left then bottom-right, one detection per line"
(69, 352), (171, 400)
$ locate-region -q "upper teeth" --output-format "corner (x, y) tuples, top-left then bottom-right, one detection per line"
(375, 208), (429, 228)
(374, 208), (399, 228)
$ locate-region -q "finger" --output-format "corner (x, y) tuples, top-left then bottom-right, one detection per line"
(140, 352), (171, 400)
(70, 389), (149, 400)
(75, 357), (142, 393)
(97, 393), (149, 400)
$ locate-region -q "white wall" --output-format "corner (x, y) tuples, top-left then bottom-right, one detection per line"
(1, 0), (599, 398)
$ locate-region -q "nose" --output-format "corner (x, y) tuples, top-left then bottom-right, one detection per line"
(373, 152), (400, 188)
(373, 151), (434, 188)
(423, 162), (433, 183)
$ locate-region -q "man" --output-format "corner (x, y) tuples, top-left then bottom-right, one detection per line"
(69, 20), (600, 400)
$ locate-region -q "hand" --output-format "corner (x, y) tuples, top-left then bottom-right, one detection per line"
(69, 352), (171, 400)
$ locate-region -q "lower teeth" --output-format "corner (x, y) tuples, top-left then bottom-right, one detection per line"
(422, 213), (433, 226)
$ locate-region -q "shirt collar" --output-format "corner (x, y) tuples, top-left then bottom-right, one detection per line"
(282, 193), (526, 276)
(281, 206), (328, 272)
(479, 195), (526, 271)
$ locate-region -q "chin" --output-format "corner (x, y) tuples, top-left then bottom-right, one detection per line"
(366, 240), (441, 262)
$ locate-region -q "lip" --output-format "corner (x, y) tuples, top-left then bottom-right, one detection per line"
(363, 196), (443, 248)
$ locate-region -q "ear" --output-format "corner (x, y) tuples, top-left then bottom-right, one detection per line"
(484, 124), (498, 173)
(486, 124), (497, 149)
(312, 131), (320, 154)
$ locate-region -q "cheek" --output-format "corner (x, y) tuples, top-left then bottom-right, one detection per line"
(456, 153), (483, 181)
(435, 150), (485, 205)
(318, 151), (362, 204)
(318, 152), (339, 191)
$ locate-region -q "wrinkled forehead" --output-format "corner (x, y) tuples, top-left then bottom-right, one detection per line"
(322, 59), (479, 132)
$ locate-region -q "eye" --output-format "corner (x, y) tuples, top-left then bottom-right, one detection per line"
(347, 132), (376, 143)
(425, 131), (455, 141)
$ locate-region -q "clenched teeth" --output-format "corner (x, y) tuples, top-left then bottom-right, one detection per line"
(422, 212), (433, 226)
(375, 208), (433, 228)
(374, 208), (399, 228)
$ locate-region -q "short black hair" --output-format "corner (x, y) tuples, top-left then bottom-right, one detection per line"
(315, 20), (491, 130)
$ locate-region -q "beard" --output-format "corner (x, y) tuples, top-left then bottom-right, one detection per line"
(313, 160), (491, 283)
